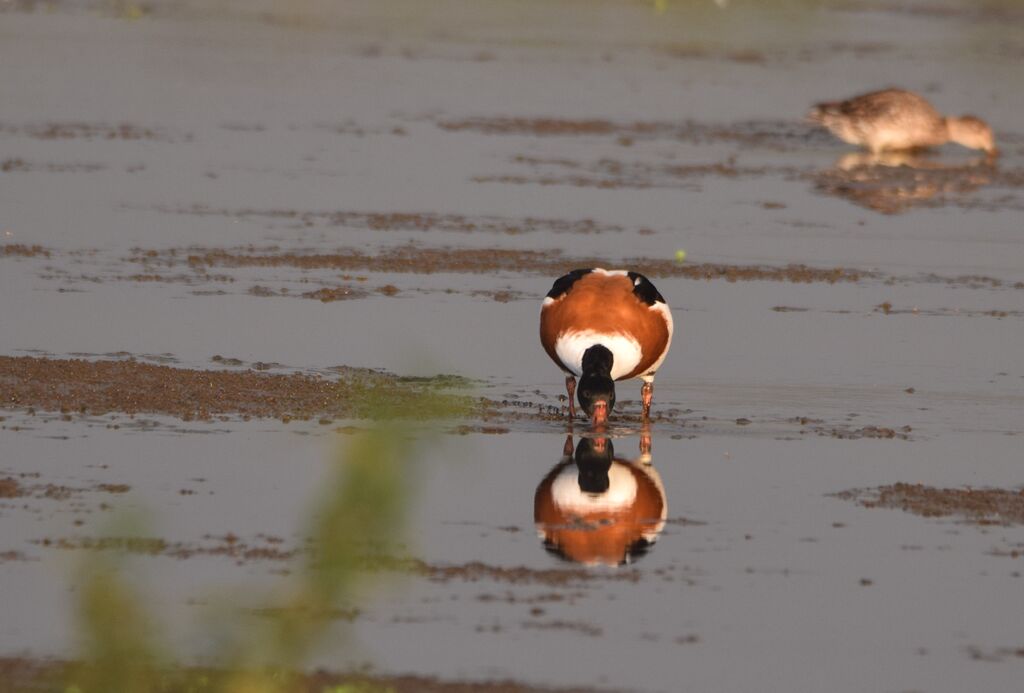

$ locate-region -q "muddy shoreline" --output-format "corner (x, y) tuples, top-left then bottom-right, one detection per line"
(837, 483), (1024, 525)
(0, 657), (610, 693)
(0, 356), (923, 441)
(0, 356), (473, 423)
(11, 242), (1024, 291)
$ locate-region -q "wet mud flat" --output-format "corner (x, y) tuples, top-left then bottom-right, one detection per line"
(0, 355), (473, 423)
(2, 1), (1024, 692)
(0, 354), (936, 442)
(6, 419), (1024, 693)
(177, 245), (868, 284)
(13, 240), (1024, 311)
(0, 657), (604, 693)
(837, 484), (1024, 525)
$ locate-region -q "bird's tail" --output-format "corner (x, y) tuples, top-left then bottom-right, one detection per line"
(806, 101), (840, 124)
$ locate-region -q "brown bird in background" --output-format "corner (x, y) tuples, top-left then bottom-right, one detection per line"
(808, 88), (996, 155)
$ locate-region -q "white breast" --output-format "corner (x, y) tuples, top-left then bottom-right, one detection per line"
(554, 330), (642, 380)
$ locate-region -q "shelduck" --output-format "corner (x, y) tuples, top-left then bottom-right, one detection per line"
(540, 268), (673, 425)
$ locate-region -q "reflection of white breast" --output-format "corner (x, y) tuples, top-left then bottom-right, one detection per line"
(550, 462), (637, 513)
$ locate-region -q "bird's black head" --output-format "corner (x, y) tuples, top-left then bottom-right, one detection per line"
(579, 345), (615, 426)
(574, 436), (615, 494)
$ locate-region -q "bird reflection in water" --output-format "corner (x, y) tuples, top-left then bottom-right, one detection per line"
(812, 151), (996, 214)
(534, 430), (666, 566)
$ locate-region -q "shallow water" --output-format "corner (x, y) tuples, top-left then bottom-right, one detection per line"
(2, 1), (1024, 691)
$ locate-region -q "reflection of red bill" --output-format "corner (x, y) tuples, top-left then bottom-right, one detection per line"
(591, 401), (608, 426)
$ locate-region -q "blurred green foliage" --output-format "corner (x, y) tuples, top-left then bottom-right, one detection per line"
(70, 548), (165, 693)
(60, 391), (451, 693)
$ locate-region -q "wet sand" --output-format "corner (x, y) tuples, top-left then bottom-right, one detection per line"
(1, 1), (1024, 692)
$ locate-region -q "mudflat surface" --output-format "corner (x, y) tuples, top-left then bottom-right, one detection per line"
(2, 1), (1024, 692)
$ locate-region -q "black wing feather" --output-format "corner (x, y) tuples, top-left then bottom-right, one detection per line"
(546, 268), (593, 300)
(627, 271), (666, 305)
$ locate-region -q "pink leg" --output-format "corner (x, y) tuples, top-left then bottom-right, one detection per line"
(565, 375), (577, 421)
(639, 424), (651, 456)
(641, 381), (654, 420)
(563, 433), (574, 458)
